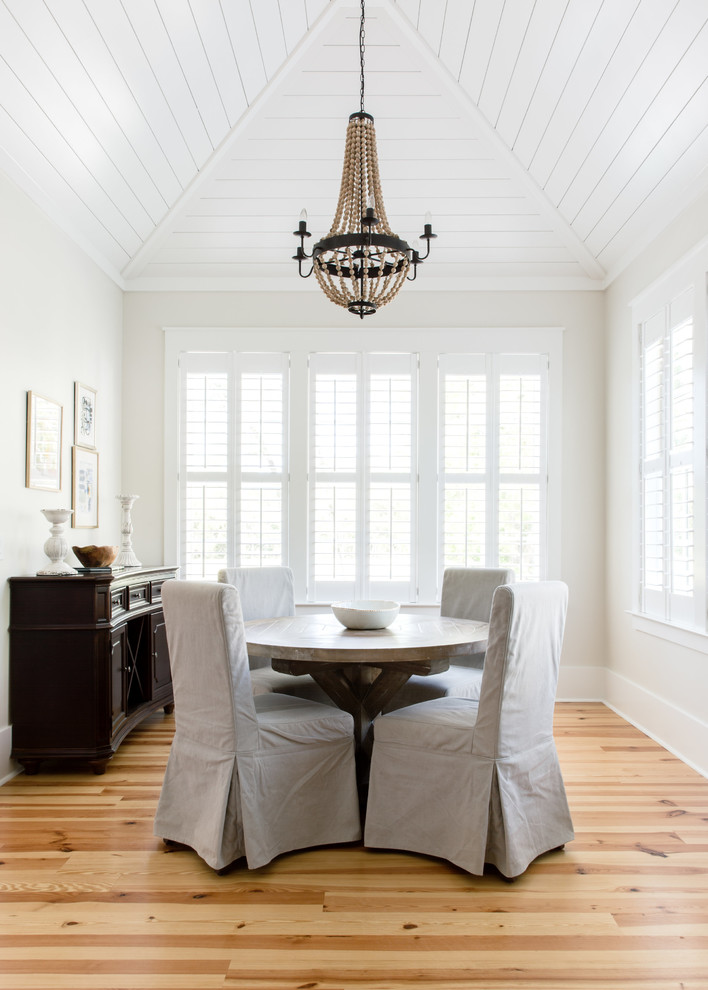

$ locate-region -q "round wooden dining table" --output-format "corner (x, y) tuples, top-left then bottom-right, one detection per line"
(244, 612), (489, 770)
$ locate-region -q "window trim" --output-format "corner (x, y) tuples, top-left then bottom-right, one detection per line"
(628, 610), (708, 654)
(164, 327), (564, 603)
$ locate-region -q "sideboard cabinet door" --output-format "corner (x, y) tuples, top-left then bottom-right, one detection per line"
(111, 626), (128, 736)
(151, 611), (172, 703)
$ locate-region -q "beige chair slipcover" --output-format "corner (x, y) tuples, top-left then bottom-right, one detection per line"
(217, 565), (330, 704)
(365, 581), (573, 878)
(384, 567), (515, 711)
(154, 580), (361, 871)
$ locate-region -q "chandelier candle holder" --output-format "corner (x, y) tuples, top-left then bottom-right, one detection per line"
(37, 508), (77, 576)
(293, 0), (435, 318)
(114, 494), (141, 568)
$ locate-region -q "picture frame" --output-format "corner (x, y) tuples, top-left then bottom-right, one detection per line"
(26, 391), (63, 491)
(74, 382), (97, 448)
(72, 445), (99, 528)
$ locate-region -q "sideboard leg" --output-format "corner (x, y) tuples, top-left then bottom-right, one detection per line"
(88, 759), (109, 775)
(19, 759), (41, 775)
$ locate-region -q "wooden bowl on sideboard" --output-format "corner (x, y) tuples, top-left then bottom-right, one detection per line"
(72, 545), (119, 568)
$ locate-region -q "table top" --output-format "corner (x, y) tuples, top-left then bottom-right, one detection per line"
(244, 612), (488, 664)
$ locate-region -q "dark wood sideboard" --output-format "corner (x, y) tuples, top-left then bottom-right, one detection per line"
(9, 565), (178, 774)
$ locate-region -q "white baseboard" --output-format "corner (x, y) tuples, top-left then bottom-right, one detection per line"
(604, 669), (708, 779)
(0, 725), (19, 786)
(556, 664), (605, 701)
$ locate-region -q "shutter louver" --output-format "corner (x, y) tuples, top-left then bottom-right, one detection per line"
(443, 485), (486, 566)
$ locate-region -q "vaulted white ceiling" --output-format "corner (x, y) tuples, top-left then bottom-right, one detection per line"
(1, 0), (706, 292)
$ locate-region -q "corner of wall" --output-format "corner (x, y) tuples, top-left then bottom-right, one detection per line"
(604, 667), (708, 779)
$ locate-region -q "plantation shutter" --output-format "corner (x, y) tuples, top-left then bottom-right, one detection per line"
(639, 288), (695, 624)
(181, 354), (229, 579)
(440, 355), (487, 569)
(237, 354), (289, 567)
(308, 352), (417, 602)
(180, 352), (288, 579)
(175, 336), (557, 603)
(497, 355), (546, 580)
(440, 354), (547, 580)
(367, 355), (417, 601)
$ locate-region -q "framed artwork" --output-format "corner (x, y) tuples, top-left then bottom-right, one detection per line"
(74, 382), (97, 448)
(26, 391), (63, 491)
(72, 446), (99, 528)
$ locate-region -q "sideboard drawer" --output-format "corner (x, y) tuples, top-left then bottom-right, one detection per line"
(128, 583), (149, 608)
(150, 579), (168, 604)
(111, 587), (127, 618)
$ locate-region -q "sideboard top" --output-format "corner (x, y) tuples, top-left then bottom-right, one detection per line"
(10, 565), (178, 587)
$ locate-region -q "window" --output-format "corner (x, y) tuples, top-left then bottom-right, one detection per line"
(309, 353), (417, 602)
(638, 288), (701, 627)
(181, 353), (288, 578)
(168, 329), (561, 601)
(440, 355), (547, 580)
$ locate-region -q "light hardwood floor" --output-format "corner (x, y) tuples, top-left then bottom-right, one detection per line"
(0, 702), (706, 989)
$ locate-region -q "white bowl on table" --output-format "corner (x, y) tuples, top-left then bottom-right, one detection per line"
(331, 600), (400, 630)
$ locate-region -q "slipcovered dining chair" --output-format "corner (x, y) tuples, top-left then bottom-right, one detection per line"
(384, 567), (515, 711)
(217, 566), (330, 704)
(365, 581), (573, 879)
(154, 580), (361, 871)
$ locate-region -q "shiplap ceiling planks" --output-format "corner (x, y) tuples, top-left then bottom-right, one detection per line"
(0, 0), (706, 291)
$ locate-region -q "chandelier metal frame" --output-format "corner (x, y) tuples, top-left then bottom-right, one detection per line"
(293, 0), (436, 318)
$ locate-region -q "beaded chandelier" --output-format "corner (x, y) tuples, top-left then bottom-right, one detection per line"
(293, 0), (435, 318)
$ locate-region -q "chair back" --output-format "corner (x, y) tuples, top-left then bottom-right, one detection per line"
(162, 580), (258, 751)
(217, 566), (295, 620)
(440, 566), (516, 621)
(473, 581), (568, 760)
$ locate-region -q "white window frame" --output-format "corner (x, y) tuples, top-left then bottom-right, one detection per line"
(631, 256), (707, 638)
(164, 327), (563, 604)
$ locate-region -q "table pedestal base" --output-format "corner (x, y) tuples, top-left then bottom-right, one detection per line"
(271, 657), (451, 800)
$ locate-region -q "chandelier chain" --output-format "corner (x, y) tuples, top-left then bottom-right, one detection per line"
(359, 0), (366, 114)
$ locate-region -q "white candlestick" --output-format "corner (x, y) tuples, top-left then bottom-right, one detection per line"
(114, 494), (141, 567)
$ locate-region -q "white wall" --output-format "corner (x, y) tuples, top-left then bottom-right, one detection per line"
(605, 190), (708, 777)
(122, 287), (606, 699)
(0, 172), (123, 782)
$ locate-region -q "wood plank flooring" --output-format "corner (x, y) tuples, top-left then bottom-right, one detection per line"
(0, 703), (706, 989)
